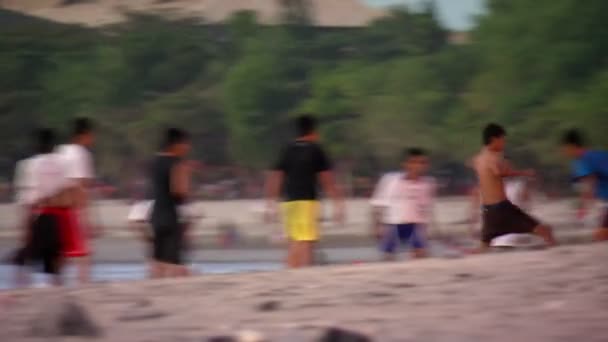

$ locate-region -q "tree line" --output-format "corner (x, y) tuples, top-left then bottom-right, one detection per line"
(1, 0), (607, 191)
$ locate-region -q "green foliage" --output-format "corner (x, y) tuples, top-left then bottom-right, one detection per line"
(2, 0), (608, 182)
(467, 0), (608, 166)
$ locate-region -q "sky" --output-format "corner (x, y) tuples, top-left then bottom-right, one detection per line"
(363, 0), (486, 30)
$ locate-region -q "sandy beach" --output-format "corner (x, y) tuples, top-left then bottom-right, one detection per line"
(1, 244), (607, 341)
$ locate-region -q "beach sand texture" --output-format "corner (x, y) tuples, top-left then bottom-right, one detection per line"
(1, 244), (607, 341)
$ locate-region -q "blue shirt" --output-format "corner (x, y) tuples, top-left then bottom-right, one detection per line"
(572, 150), (608, 200)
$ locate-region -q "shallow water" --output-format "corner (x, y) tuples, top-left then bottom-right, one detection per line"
(0, 262), (282, 290)
(0, 242), (469, 290)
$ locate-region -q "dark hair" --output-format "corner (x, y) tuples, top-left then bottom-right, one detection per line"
(164, 128), (189, 148)
(296, 114), (317, 137)
(404, 147), (426, 159)
(483, 123), (506, 145)
(561, 129), (585, 147)
(36, 128), (56, 154)
(73, 117), (94, 137)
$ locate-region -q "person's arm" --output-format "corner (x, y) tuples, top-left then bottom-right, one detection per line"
(264, 170), (284, 222)
(316, 146), (344, 225)
(490, 158), (534, 178)
(75, 178), (103, 238)
(264, 148), (288, 223)
(369, 175), (391, 240)
(67, 148), (102, 237)
(171, 161), (191, 201)
(265, 170), (284, 201)
(319, 170), (344, 224)
(370, 206), (384, 240)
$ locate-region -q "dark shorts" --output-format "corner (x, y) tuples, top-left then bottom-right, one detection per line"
(482, 200), (539, 244)
(152, 224), (184, 265)
(18, 212), (63, 274)
(380, 224), (426, 253)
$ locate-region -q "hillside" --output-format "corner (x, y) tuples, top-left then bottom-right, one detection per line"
(0, 0), (387, 27)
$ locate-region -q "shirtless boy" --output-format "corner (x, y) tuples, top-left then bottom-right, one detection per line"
(468, 158), (532, 237)
(472, 123), (556, 251)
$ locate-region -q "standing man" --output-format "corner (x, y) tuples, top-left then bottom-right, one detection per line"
(149, 128), (192, 278)
(561, 129), (608, 241)
(370, 148), (436, 261)
(16, 129), (70, 286)
(265, 115), (344, 268)
(472, 123), (556, 252)
(56, 117), (97, 284)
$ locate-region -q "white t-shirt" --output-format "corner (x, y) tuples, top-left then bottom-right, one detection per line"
(13, 157), (34, 205)
(56, 144), (95, 182)
(370, 172), (437, 224)
(24, 153), (69, 205)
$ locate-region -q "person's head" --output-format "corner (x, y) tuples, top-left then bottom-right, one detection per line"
(560, 129), (586, 159)
(402, 147), (429, 178)
(72, 117), (95, 147)
(163, 128), (191, 157)
(295, 114), (319, 141)
(483, 123), (506, 152)
(36, 128), (56, 154)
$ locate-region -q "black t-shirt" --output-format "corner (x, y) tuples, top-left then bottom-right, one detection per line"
(150, 155), (181, 227)
(273, 141), (332, 201)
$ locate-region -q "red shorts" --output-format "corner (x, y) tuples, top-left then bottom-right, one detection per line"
(38, 208), (89, 257)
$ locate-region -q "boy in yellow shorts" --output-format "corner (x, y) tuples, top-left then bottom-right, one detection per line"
(265, 115), (344, 268)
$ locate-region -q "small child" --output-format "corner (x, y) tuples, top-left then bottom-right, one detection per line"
(370, 148), (436, 261)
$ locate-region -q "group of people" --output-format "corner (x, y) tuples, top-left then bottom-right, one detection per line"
(9, 114), (608, 287)
(12, 118), (97, 286)
(11, 118), (196, 285)
(265, 117), (608, 267)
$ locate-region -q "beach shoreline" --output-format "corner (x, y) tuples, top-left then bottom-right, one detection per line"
(1, 243), (607, 341)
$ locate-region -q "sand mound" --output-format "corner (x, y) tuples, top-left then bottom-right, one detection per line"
(1, 244), (607, 341)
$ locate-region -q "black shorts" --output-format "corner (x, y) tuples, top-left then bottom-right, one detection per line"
(20, 213), (63, 274)
(152, 224), (184, 265)
(482, 200), (539, 244)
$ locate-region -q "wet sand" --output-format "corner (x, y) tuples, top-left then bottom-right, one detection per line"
(1, 244), (607, 341)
